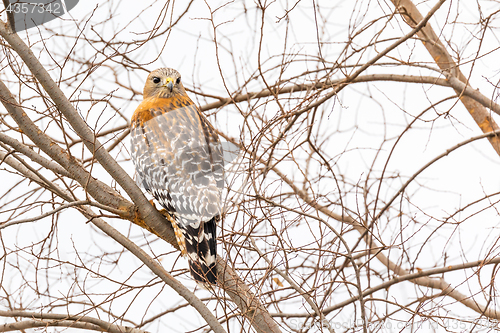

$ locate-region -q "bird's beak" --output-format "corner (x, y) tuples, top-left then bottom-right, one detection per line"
(164, 78), (174, 92)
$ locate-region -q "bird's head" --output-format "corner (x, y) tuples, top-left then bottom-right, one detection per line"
(143, 68), (186, 99)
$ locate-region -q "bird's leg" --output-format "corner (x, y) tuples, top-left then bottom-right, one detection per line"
(149, 198), (175, 221)
(149, 199), (167, 215)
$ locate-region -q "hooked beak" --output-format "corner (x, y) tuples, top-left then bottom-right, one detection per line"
(164, 77), (174, 92)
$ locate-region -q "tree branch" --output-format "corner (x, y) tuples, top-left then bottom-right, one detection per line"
(83, 209), (228, 333)
(0, 18), (283, 333)
(0, 310), (148, 333)
(389, 0), (500, 156)
(0, 19), (178, 246)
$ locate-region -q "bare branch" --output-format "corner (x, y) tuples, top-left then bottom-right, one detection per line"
(390, 0), (500, 155)
(0, 310), (149, 333)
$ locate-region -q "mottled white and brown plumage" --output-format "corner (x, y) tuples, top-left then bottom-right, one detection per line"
(130, 68), (224, 285)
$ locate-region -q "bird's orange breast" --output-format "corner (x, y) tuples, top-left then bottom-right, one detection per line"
(131, 94), (195, 128)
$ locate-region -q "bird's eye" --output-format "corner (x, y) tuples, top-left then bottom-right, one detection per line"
(152, 77), (161, 84)
(176, 77), (181, 85)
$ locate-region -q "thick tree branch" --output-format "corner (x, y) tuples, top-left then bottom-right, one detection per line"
(84, 210), (228, 333)
(0, 78), (134, 216)
(0, 132), (72, 177)
(0, 20), (175, 245)
(0, 166), (225, 331)
(0, 19), (281, 333)
(389, 0), (500, 156)
(0, 310), (148, 333)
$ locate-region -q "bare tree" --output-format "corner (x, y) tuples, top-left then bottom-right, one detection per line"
(1, 0), (500, 332)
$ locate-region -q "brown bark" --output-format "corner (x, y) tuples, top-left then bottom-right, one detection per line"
(390, 0), (500, 156)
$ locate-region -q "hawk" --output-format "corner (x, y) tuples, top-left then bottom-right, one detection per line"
(130, 68), (224, 285)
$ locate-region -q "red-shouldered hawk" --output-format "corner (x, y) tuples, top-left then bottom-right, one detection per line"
(130, 68), (224, 285)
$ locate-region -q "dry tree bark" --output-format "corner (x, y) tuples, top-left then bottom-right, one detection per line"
(391, 0), (500, 156)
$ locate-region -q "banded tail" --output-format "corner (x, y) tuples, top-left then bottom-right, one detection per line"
(173, 215), (218, 285)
